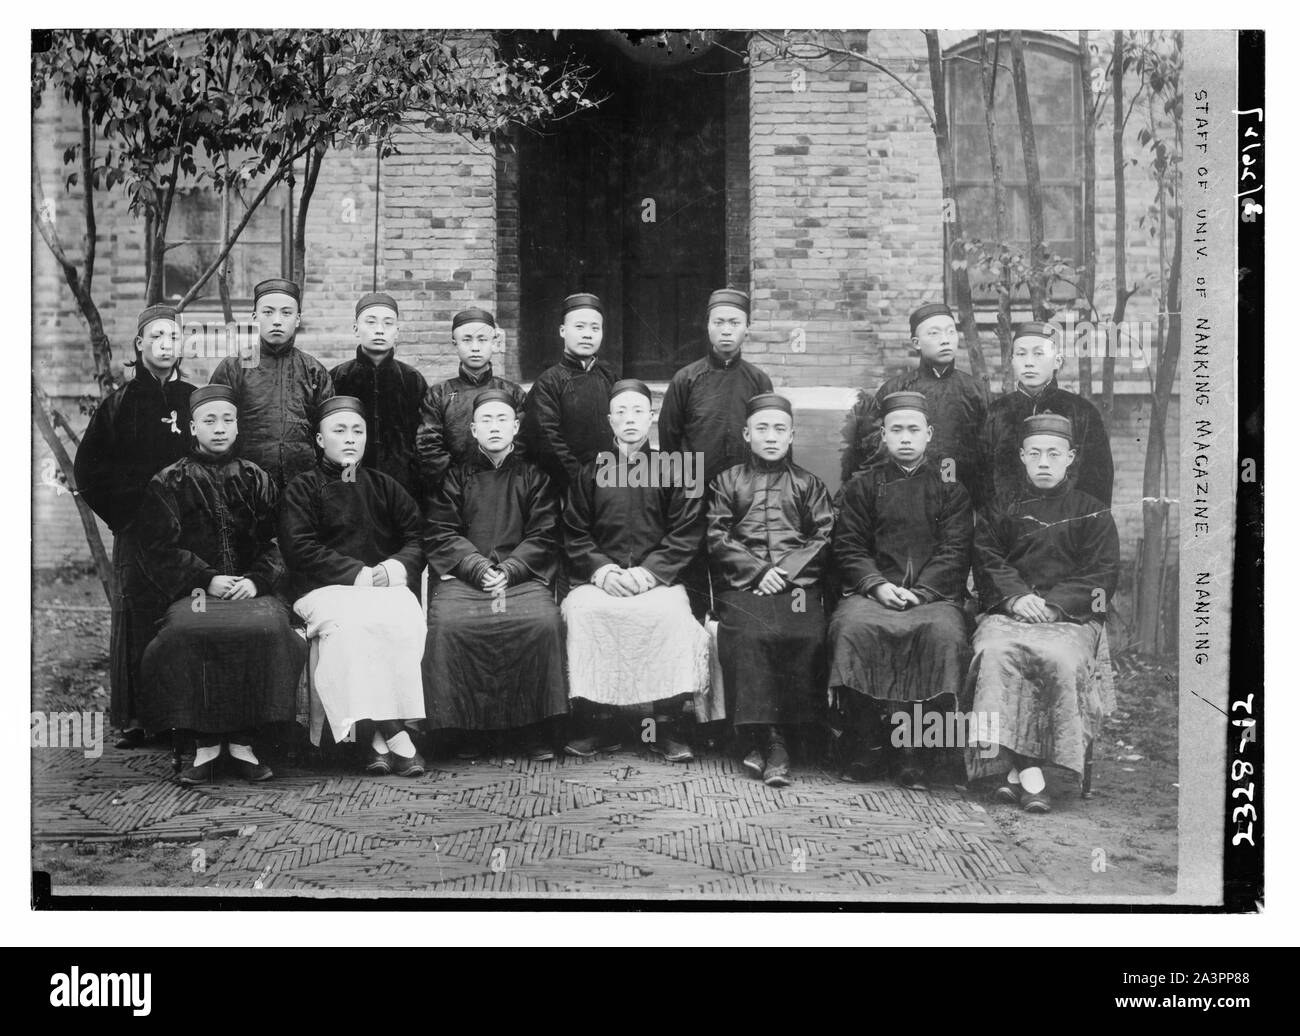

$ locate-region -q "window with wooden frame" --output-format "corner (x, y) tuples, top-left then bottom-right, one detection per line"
(945, 34), (1082, 311)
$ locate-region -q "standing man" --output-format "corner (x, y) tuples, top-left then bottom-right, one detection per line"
(659, 288), (773, 486)
(329, 292), (428, 500)
(74, 303), (196, 747)
(416, 306), (526, 500)
(210, 277), (334, 490)
(520, 292), (616, 493)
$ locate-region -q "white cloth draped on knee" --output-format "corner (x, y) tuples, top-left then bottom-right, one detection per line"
(562, 584), (710, 707)
(293, 585), (426, 743)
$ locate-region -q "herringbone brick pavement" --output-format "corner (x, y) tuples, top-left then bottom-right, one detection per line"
(32, 744), (1054, 899)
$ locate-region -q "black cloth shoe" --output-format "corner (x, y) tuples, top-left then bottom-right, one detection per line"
(115, 728), (145, 750)
(525, 741), (556, 762)
(650, 734), (694, 763)
(564, 732), (623, 757)
(230, 757), (273, 782)
(846, 745), (889, 783)
(178, 759), (215, 785)
(1021, 789), (1052, 814)
(742, 747), (766, 778)
(893, 748), (928, 792)
(390, 749), (426, 777)
(364, 747), (393, 775)
(456, 732), (487, 759)
(762, 736), (791, 787)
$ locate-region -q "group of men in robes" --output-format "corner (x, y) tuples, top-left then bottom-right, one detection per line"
(75, 279), (1119, 813)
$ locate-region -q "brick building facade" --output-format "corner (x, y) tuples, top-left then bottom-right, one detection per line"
(33, 29), (1177, 572)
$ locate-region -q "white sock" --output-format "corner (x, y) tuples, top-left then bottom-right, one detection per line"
(1005, 767), (1021, 785)
(386, 731), (416, 757)
(1019, 766), (1046, 795)
(193, 743), (222, 767)
(228, 742), (260, 765)
(371, 729), (390, 754)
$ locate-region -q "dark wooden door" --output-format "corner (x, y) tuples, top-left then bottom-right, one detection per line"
(517, 37), (727, 381)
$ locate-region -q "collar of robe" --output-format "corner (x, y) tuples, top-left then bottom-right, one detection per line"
(615, 436), (652, 459)
(458, 362), (495, 386)
(472, 443), (516, 470)
(318, 456), (361, 479)
(561, 351), (598, 372)
(748, 452), (791, 474)
(890, 456), (928, 477)
(921, 361), (954, 380)
(191, 442), (239, 466)
(1020, 471), (1074, 500)
(356, 344), (396, 369)
(1017, 377), (1061, 403)
(132, 363), (180, 388)
(708, 348), (743, 370)
(260, 335), (298, 359)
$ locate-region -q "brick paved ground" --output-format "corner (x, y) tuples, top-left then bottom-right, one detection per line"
(32, 742), (1056, 900)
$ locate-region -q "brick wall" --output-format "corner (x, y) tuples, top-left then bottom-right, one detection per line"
(32, 29), (1179, 569)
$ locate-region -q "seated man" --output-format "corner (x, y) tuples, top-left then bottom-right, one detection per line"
(135, 384), (305, 785)
(707, 393), (834, 787)
(964, 413), (1120, 814)
(423, 389), (567, 760)
(561, 379), (710, 763)
(828, 391), (974, 790)
(278, 396), (428, 777)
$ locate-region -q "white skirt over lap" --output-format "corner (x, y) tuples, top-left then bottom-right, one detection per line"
(562, 583), (710, 707)
(294, 585), (426, 743)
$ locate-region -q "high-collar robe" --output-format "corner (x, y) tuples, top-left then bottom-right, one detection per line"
(73, 366), (196, 729)
(963, 477), (1120, 780)
(278, 460), (427, 742)
(980, 378), (1114, 507)
(707, 455), (834, 727)
(423, 448), (566, 730)
(828, 459), (973, 706)
(133, 451), (303, 734)
(561, 443), (710, 708)
(209, 337), (334, 489)
(840, 361), (989, 506)
(415, 363), (526, 499)
(520, 352), (616, 490)
(658, 349), (773, 486)
(329, 347), (428, 500)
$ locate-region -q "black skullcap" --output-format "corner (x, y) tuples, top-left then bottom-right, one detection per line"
(1021, 413), (1073, 444)
(136, 304), (178, 337)
(881, 390), (930, 418)
(318, 396), (366, 424)
(253, 278), (301, 305)
(452, 307), (496, 331)
(472, 388), (518, 415)
(189, 384), (237, 413)
(355, 292), (398, 318)
(563, 293), (604, 317)
(708, 288), (750, 314)
(909, 302), (954, 336)
(610, 378), (653, 404)
(1012, 321), (1061, 345)
(746, 392), (793, 418)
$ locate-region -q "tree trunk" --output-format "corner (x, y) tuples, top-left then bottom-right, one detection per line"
(1078, 30), (1097, 400)
(978, 31), (1015, 391)
(924, 30), (988, 388)
(1009, 31), (1047, 322)
(293, 141), (327, 296)
(217, 182), (235, 324)
(1103, 30), (1129, 429)
(1135, 219), (1181, 655)
(32, 377), (115, 603)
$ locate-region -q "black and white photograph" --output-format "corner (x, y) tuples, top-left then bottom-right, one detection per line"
(27, 22), (1257, 910)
